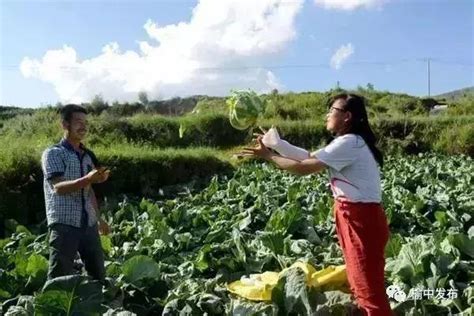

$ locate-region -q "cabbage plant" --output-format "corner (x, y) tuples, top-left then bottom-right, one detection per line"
(226, 90), (266, 130)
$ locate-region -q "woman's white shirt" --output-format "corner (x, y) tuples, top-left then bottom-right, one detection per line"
(312, 134), (381, 203)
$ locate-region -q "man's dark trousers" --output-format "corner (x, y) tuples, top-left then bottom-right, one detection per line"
(47, 223), (105, 282)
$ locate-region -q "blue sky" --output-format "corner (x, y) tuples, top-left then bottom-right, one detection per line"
(1, 0), (472, 107)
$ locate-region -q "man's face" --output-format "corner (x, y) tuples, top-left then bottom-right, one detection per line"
(63, 112), (88, 141)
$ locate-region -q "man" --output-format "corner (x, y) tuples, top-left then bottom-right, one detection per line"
(41, 104), (110, 282)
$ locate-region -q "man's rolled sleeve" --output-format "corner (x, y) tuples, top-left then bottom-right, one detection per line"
(42, 148), (65, 180)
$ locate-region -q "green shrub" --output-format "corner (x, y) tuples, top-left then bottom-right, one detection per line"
(0, 139), (46, 224)
(87, 113), (250, 148)
(95, 146), (233, 196)
(435, 124), (474, 156)
(0, 109), (60, 140)
(374, 94), (428, 117)
(179, 113), (250, 147)
(446, 96), (474, 116)
(263, 92), (328, 120)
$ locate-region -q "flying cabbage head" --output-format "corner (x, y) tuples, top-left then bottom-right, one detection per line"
(226, 90), (266, 130)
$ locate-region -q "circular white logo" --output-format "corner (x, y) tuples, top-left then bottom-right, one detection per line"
(386, 285), (407, 302)
(393, 290), (407, 302)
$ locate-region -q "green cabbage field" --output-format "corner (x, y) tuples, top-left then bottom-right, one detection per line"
(1, 154), (473, 315)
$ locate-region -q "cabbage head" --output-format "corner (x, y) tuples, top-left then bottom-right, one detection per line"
(226, 90), (265, 130)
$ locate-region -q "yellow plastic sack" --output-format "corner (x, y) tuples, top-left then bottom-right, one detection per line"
(226, 271), (279, 301)
(309, 264), (346, 288)
(227, 262), (347, 301)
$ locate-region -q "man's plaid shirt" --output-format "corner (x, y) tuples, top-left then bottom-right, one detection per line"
(42, 138), (99, 228)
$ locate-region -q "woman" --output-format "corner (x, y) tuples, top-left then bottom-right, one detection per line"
(240, 94), (391, 316)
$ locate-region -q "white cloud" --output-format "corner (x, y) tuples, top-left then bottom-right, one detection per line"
(314, 0), (386, 10)
(330, 43), (354, 70)
(20, 0), (303, 103)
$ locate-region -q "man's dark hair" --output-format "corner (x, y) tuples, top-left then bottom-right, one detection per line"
(60, 104), (87, 122)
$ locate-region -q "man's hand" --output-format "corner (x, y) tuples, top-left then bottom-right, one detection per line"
(52, 167), (110, 195)
(86, 167), (110, 184)
(97, 167), (110, 183)
(98, 218), (111, 235)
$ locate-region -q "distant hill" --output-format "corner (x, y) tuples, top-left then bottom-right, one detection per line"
(435, 87), (474, 101)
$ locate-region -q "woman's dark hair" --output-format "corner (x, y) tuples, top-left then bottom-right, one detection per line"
(60, 104), (87, 123)
(329, 93), (384, 167)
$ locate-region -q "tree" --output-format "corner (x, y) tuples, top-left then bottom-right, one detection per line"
(138, 91), (149, 106)
(89, 94), (108, 114)
(331, 81), (344, 93)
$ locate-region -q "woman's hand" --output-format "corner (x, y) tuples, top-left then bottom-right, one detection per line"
(239, 136), (273, 160)
(252, 126), (267, 139)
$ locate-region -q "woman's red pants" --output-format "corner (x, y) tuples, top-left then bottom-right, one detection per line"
(334, 199), (392, 316)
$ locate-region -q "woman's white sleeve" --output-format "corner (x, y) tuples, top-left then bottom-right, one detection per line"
(272, 140), (309, 161)
(262, 127), (310, 161)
